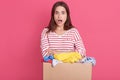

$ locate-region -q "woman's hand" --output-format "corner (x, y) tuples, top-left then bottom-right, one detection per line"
(81, 54), (86, 58)
(46, 49), (58, 55)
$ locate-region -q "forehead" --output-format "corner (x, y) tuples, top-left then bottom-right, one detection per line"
(55, 6), (66, 12)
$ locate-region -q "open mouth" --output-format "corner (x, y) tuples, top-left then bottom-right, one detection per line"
(57, 20), (62, 24)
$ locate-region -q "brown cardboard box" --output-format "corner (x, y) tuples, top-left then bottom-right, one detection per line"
(43, 62), (92, 80)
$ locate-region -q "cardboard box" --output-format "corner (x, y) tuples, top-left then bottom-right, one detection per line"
(43, 62), (92, 80)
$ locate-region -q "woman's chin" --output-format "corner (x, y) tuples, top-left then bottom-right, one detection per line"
(56, 24), (64, 27)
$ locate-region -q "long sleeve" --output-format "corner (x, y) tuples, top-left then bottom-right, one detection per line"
(40, 28), (49, 57)
(73, 28), (86, 56)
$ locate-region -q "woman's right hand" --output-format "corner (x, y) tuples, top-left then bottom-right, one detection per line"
(46, 49), (57, 55)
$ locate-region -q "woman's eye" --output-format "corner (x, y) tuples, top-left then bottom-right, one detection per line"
(55, 11), (59, 14)
(55, 11), (66, 15)
(62, 11), (65, 14)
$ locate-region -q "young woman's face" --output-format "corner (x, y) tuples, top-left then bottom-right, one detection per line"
(54, 6), (67, 27)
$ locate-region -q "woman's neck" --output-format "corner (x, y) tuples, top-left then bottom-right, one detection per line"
(56, 25), (64, 31)
(55, 26), (66, 35)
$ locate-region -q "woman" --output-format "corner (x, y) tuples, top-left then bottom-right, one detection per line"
(41, 1), (86, 59)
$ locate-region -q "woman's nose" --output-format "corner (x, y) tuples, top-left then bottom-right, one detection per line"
(58, 14), (62, 18)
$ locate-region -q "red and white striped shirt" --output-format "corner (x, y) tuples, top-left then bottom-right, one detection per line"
(40, 28), (86, 57)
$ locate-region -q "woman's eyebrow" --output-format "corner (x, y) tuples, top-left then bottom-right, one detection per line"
(55, 11), (59, 12)
(55, 10), (66, 14)
(55, 11), (59, 13)
(61, 11), (65, 12)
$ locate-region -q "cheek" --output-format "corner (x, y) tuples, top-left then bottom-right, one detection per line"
(63, 15), (67, 21)
(54, 15), (57, 20)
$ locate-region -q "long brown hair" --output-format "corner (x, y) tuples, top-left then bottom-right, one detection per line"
(47, 1), (74, 33)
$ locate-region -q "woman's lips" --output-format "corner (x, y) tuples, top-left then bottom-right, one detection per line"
(57, 20), (62, 24)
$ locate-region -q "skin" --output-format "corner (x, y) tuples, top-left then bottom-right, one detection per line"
(54, 6), (67, 31)
(47, 6), (67, 55)
(46, 6), (85, 58)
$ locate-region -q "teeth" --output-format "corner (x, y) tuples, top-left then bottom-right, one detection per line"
(58, 20), (62, 22)
(57, 20), (62, 24)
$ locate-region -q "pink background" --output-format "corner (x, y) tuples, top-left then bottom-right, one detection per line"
(0, 0), (120, 80)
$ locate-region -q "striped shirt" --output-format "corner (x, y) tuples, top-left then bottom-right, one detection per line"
(40, 28), (86, 57)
